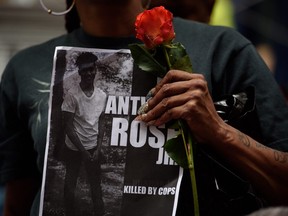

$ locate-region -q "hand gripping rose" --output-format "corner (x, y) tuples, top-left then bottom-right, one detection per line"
(129, 6), (199, 216)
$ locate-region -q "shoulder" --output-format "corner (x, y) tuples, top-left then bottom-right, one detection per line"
(173, 17), (252, 52)
(2, 34), (66, 76)
(66, 85), (81, 96)
(4, 28), (83, 72)
(173, 17), (248, 41)
(172, 17), (260, 78)
(9, 34), (71, 64)
(1, 32), (79, 85)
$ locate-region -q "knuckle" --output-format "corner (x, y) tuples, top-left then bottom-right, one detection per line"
(165, 108), (174, 119)
(189, 80), (208, 95)
(194, 78), (206, 89)
(162, 83), (172, 95)
(186, 100), (198, 111)
(161, 98), (170, 109)
(186, 90), (201, 102)
(166, 70), (177, 80)
(147, 109), (156, 120)
(197, 74), (205, 80)
(193, 90), (203, 100)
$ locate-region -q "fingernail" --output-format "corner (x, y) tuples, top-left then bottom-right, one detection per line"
(145, 89), (154, 101)
(134, 113), (147, 121)
(134, 116), (141, 121)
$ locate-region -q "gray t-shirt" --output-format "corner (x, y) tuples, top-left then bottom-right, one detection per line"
(62, 85), (106, 150)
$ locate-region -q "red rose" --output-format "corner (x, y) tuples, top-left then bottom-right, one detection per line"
(135, 6), (175, 49)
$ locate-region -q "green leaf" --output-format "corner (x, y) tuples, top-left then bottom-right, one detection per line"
(128, 44), (167, 77)
(164, 42), (193, 73)
(172, 55), (193, 73)
(164, 135), (188, 168)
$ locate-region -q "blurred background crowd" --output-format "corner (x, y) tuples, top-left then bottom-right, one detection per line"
(0, 0), (287, 215)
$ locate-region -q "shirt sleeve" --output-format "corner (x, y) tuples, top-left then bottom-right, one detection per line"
(191, 25), (288, 152)
(223, 42), (288, 152)
(61, 90), (77, 113)
(0, 63), (39, 184)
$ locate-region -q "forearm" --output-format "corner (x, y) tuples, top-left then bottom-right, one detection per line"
(134, 70), (288, 204)
(97, 113), (106, 148)
(62, 111), (87, 153)
(65, 126), (87, 152)
(211, 124), (288, 205)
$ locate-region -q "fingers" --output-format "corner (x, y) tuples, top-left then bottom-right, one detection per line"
(152, 70), (206, 107)
(136, 70), (209, 125)
(135, 70), (229, 145)
(154, 70), (205, 93)
(138, 92), (194, 125)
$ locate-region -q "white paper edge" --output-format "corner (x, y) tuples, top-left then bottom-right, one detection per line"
(172, 167), (183, 216)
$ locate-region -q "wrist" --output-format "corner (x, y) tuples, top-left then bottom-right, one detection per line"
(207, 122), (236, 148)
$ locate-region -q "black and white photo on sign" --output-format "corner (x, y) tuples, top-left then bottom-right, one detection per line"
(40, 46), (182, 216)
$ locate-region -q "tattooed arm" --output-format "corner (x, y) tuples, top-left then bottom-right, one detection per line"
(212, 127), (288, 205)
(137, 70), (288, 205)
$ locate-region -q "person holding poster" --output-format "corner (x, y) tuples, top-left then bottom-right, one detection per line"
(0, 0), (288, 216)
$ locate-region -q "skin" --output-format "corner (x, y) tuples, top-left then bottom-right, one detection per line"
(136, 70), (288, 205)
(75, 0), (144, 37)
(3, 0), (288, 215)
